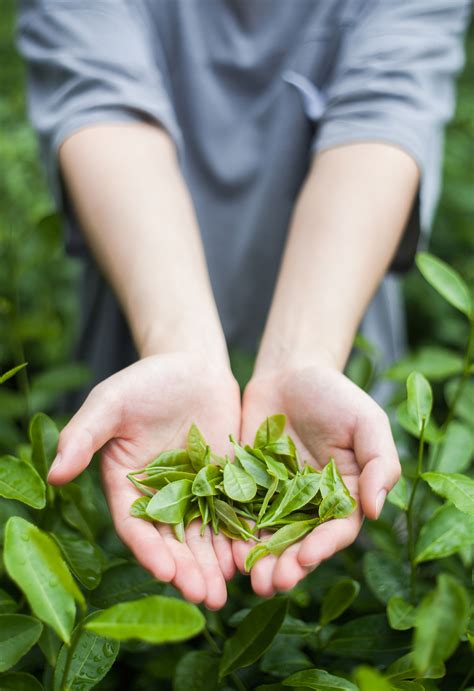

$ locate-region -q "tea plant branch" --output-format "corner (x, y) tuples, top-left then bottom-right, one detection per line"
(406, 418), (426, 600)
(203, 628), (247, 691)
(60, 614), (86, 690)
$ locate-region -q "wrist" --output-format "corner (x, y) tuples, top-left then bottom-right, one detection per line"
(253, 336), (347, 378)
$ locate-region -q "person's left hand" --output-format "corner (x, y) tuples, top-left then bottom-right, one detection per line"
(232, 361), (401, 596)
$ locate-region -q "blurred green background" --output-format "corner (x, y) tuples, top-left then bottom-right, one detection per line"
(1, 0), (473, 421)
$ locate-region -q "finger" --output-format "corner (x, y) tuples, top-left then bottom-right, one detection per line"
(158, 523), (207, 605)
(354, 407), (401, 519)
(48, 383), (121, 485)
(272, 544), (308, 592)
(212, 531), (236, 581)
(102, 461), (176, 582)
(185, 521), (228, 610)
(250, 552), (278, 598)
(297, 510), (362, 567)
(232, 537), (256, 575)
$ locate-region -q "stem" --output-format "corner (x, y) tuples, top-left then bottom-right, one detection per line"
(60, 618), (84, 690)
(406, 420), (426, 601)
(203, 628), (247, 691)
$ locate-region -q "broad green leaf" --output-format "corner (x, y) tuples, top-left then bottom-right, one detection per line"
(0, 363), (28, 385)
(0, 455), (46, 509)
(320, 578), (360, 625)
(414, 504), (474, 563)
(354, 666), (391, 691)
(245, 521), (316, 571)
(0, 672), (43, 690)
(89, 563), (163, 608)
(265, 435), (297, 458)
(326, 614), (409, 657)
(254, 414), (286, 448)
(396, 402), (443, 443)
(230, 440), (272, 488)
(214, 499), (255, 540)
(4, 517), (84, 643)
(129, 495), (153, 521)
(387, 596), (417, 631)
(223, 463), (257, 502)
(173, 651), (219, 691)
(261, 638), (312, 677)
(52, 532), (102, 589)
(407, 372), (433, 431)
(84, 595), (205, 643)
(138, 470), (196, 489)
(387, 476), (410, 512)
(219, 598), (288, 677)
(413, 574), (469, 673)
(386, 652), (445, 681)
(0, 614), (43, 672)
(146, 479), (193, 523)
(29, 413), (59, 481)
(192, 465), (221, 497)
(436, 421), (473, 473)
(416, 252), (472, 317)
(264, 455), (289, 481)
(318, 491), (356, 521)
(258, 475), (321, 528)
(54, 616), (119, 691)
(187, 424), (208, 470)
(0, 500), (30, 545)
(38, 625), (61, 667)
(444, 379), (474, 425)
(59, 480), (100, 542)
(319, 458), (349, 497)
(422, 471), (474, 514)
(244, 545), (270, 572)
(283, 668), (357, 690)
(0, 589), (18, 614)
(363, 552), (410, 604)
(146, 448), (190, 469)
(385, 347), (463, 382)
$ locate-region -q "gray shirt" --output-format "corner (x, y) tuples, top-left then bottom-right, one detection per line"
(16, 0), (470, 390)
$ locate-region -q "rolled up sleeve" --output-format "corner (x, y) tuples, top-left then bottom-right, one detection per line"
(313, 0), (471, 232)
(16, 0), (182, 209)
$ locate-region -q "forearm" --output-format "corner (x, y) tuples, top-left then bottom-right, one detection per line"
(255, 143), (419, 374)
(59, 123), (227, 363)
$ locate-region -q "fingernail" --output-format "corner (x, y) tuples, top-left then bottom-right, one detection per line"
(48, 453), (62, 478)
(376, 489), (387, 518)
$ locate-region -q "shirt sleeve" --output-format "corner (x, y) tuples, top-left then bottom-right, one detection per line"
(16, 0), (182, 210)
(312, 0), (471, 235)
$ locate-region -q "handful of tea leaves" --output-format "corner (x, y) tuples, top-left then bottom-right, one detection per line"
(127, 415), (356, 570)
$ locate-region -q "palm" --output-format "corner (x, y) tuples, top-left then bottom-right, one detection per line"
(54, 353), (241, 609)
(232, 365), (400, 596)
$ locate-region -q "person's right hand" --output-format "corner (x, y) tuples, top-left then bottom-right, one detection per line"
(47, 353), (241, 610)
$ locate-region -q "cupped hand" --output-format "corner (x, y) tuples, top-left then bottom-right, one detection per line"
(232, 362), (401, 596)
(48, 353), (241, 609)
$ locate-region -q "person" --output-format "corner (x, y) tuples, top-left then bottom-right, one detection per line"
(17, 0), (470, 610)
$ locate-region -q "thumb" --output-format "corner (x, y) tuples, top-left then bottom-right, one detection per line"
(354, 406), (401, 520)
(48, 385), (121, 485)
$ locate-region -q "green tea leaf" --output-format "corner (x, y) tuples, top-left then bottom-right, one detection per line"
(413, 574), (469, 673)
(416, 252), (472, 317)
(444, 379), (474, 425)
(0, 589), (18, 614)
(326, 614), (409, 657)
(29, 413), (59, 481)
(396, 401), (443, 443)
(254, 415), (286, 448)
(318, 491), (356, 521)
(353, 666), (391, 691)
(422, 471), (474, 514)
(219, 598), (288, 677)
(0, 614), (43, 672)
(261, 638), (312, 678)
(436, 421), (473, 473)
(187, 424), (208, 471)
(84, 595), (205, 643)
(230, 440), (272, 488)
(415, 504), (474, 563)
(385, 346), (463, 382)
(4, 517), (84, 643)
(214, 500), (255, 540)
(363, 552), (410, 604)
(0, 672), (43, 690)
(320, 578), (360, 625)
(264, 455), (289, 481)
(89, 563), (163, 608)
(174, 651), (219, 691)
(146, 479), (193, 524)
(319, 459), (349, 497)
(138, 470), (196, 489)
(387, 596), (417, 631)
(192, 465), (221, 497)
(387, 476), (410, 512)
(129, 496), (153, 521)
(0, 363), (28, 385)
(407, 371), (433, 431)
(223, 464), (257, 502)
(283, 668), (357, 690)
(0, 455), (46, 509)
(258, 475), (320, 528)
(146, 448), (190, 469)
(245, 521), (316, 571)
(52, 532), (102, 590)
(385, 652), (445, 682)
(54, 616), (119, 691)
(244, 545), (270, 572)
